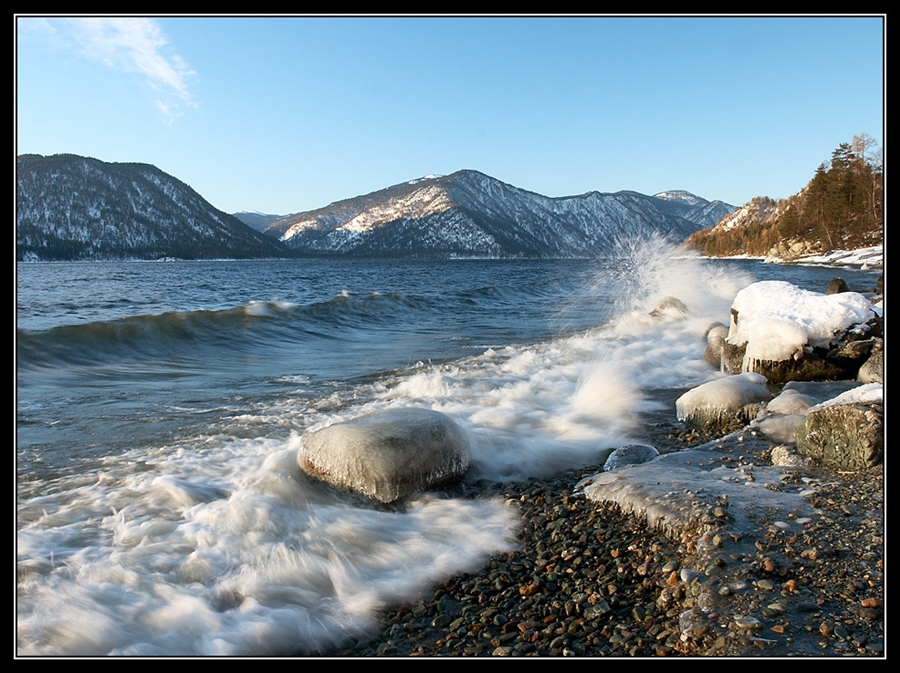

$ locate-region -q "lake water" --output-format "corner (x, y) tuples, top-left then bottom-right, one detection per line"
(16, 238), (882, 656)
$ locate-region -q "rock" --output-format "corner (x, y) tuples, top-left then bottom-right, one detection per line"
(649, 296), (689, 320)
(724, 281), (880, 384)
(769, 444), (814, 467)
(753, 388), (820, 443)
(754, 413), (807, 444)
(795, 386), (884, 469)
(765, 388), (818, 415)
(676, 372), (770, 433)
(825, 277), (850, 295)
(857, 338), (883, 383)
(703, 323), (729, 368)
(603, 444), (659, 471)
(299, 408), (471, 503)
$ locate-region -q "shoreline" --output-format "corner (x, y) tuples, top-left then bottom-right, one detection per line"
(313, 404), (884, 658)
(682, 245), (883, 271)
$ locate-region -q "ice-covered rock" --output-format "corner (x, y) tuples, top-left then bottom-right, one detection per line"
(299, 408), (471, 503)
(648, 296), (689, 320)
(857, 338), (883, 383)
(703, 322), (729, 368)
(769, 444), (814, 467)
(603, 444), (660, 472)
(752, 381), (867, 445)
(676, 372), (771, 433)
(764, 388), (818, 415)
(752, 388), (819, 443)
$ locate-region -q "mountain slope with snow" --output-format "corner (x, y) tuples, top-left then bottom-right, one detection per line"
(17, 156), (736, 261)
(16, 154), (290, 261)
(265, 170), (734, 258)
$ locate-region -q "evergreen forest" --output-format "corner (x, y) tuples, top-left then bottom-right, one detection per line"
(686, 134), (883, 257)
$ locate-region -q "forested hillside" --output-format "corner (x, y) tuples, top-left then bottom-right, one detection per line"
(686, 134), (883, 258)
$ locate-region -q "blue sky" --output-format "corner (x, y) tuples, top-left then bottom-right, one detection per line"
(16, 15), (885, 216)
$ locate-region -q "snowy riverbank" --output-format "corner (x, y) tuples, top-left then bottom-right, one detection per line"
(685, 245), (883, 271)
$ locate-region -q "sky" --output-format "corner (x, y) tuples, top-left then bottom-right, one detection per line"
(15, 15), (885, 216)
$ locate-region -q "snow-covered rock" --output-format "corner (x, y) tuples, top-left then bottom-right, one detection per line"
(723, 280), (881, 383)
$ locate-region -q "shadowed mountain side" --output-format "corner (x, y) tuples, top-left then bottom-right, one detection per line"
(265, 170), (732, 258)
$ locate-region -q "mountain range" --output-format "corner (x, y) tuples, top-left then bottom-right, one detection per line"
(17, 154), (735, 261)
(261, 171), (734, 258)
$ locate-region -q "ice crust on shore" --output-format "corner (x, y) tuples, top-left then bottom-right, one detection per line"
(807, 381), (882, 410)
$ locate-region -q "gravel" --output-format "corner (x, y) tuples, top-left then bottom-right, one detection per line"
(311, 397), (885, 658)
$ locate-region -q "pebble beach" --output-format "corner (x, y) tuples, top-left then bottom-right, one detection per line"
(318, 397), (885, 658)
(310, 260), (886, 659)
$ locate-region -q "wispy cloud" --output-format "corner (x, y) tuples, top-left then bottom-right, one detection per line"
(30, 17), (198, 124)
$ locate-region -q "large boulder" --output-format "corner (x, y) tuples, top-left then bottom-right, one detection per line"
(299, 408), (471, 503)
(796, 383), (884, 470)
(795, 383), (884, 469)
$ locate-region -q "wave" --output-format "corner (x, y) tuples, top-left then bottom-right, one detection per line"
(16, 270), (599, 373)
(18, 235), (773, 656)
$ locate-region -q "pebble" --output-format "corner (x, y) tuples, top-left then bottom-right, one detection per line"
(321, 424), (883, 658)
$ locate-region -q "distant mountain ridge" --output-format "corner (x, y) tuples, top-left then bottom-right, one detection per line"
(263, 170), (734, 258)
(16, 154), (289, 261)
(17, 155), (735, 261)
(232, 211), (284, 232)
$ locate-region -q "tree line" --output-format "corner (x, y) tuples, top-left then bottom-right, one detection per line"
(687, 134), (883, 257)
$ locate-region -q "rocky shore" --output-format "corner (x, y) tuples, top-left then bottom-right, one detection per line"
(313, 405), (884, 658)
(309, 267), (885, 659)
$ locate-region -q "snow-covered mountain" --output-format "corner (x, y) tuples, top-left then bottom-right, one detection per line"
(265, 170), (735, 258)
(651, 190), (736, 228)
(232, 211), (285, 232)
(16, 154), (289, 261)
(17, 156), (736, 261)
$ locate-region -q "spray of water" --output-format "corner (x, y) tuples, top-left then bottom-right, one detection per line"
(18, 237), (760, 656)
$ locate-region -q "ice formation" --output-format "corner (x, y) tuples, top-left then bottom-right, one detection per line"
(807, 381), (883, 410)
(675, 372), (770, 422)
(298, 408), (471, 503)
